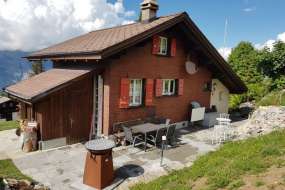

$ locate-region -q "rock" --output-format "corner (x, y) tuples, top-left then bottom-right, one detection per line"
(34, 184), (50, 190)
(236, 106), (285, 140)
(2, 179), (50, 190)
(239, 102), (255, 118)
(18, 179), (32, 189)
(6, 178), (18, 188)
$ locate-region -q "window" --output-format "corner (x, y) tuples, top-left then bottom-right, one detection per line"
(129, 79), (143, 106)
(158, 37), (168, 55)
(162, 79), (176, 96)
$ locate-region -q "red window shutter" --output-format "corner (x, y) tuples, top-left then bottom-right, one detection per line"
(171, 38), (177, 57)
(145, 79), (154, 106)
(155, 79), (163, 97)
(119, 78), (130, 108)
(178, 79), (184, 96)
(152, 35), (160, 54)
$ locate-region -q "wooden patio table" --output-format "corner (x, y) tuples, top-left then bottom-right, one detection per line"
(131, 123), (166, 151)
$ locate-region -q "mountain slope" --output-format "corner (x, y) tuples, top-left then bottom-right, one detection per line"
(0, 51), (31, 90)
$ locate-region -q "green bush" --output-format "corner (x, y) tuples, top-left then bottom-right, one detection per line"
(272, 75), (285, 90)
(245, 77), (272, 102)
(229, 95), (244, 110)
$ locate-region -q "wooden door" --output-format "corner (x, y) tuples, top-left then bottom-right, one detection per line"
(66, 77), (93, 144)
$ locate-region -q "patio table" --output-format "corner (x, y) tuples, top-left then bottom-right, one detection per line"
(131, 123), (166, 151)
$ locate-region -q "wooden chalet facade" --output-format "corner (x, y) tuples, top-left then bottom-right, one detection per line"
(0, 97), (18, 121)
(5, 0), (246, 148)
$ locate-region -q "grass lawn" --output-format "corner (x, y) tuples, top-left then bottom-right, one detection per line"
(0, 159), (31, 180)
(0, 120), (19, 131)
(131, 130), (285, 190)
(0, 159), (32, 187)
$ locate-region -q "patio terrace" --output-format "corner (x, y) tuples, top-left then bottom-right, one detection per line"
(0, 127), (219, 190)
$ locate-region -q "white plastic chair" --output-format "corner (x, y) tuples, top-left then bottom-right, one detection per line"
(212, 113), (232, 144)
(212, 125), (227, 144)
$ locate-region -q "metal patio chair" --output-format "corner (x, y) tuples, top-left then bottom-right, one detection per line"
(146, 127), (167, 148)
(123, 126), (144, 147)
(166, 124), (177, 147)
(165, 119), (171, 126)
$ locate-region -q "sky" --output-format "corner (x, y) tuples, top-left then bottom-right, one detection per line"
(0, 0), (284, 59)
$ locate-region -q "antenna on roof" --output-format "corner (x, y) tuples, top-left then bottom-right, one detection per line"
(223, 18), (228, 47)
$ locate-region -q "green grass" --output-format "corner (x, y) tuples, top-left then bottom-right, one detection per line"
(257, 90), (285, 106)
(255, 180), (265, 187)
(0, 159), (32, 181)
(0, 120), (19, 131)
(131, 130), (285, 190)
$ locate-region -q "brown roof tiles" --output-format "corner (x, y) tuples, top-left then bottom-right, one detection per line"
(5, 68), (93, 102)
(28, 13), (181, 59)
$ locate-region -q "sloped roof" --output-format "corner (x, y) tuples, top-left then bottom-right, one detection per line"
(5, 68), (93, 102)
(27, 13), (181, 60)
(0, 97), (11, 104)
(26, 12), (247, 94)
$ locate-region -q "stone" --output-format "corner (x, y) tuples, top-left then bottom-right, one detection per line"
(18, 179), (32, 189)
(6, 178), (18, 187)
(34, 184), (50, 190)
(236, 106), (285, 140)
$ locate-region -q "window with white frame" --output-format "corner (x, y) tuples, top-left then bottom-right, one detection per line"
(159, 37), (168, 55)
(162, 79), (176, 96)
(129, 79), (143, 106)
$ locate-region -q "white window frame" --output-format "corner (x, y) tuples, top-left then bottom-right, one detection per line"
(129, 79), (143, 106)
(158, 37), (168, 55)
(162, 79), (176, 96)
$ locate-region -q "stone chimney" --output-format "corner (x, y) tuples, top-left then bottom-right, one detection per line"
(140, 0), (159, 22)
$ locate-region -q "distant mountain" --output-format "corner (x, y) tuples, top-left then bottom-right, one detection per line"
(0, 51), (31, 90)
(0, 51), (52, 91)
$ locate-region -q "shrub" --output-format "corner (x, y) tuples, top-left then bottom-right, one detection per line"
(229, 95), (244, 110)
(257, 90), (285, 106)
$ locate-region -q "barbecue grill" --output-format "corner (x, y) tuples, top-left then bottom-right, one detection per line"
(83, 138), (115, 189)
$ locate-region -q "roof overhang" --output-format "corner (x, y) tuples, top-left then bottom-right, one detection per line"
(26, 53), (102, 61)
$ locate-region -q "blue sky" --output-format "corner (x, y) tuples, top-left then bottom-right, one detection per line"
(111, 0), (285, 50)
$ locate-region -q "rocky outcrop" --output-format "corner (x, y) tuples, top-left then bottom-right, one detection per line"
(236, 106), (285, 139)
(1, 178), (49, 190)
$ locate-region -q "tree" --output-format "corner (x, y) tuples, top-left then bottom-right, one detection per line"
(228, 42), (263, 84)
(228, 42), (267, 101)
(30, 60), (43, 76)
(258, 41), (285, 89)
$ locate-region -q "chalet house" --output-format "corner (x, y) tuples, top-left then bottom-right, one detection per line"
(5, 0), (246, 149)
(0, 96), (18, 121)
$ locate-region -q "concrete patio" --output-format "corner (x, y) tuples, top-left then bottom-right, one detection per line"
(0, 127), (219, 190)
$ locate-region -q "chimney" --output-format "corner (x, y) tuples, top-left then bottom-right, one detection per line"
(140, 0), (159, 22)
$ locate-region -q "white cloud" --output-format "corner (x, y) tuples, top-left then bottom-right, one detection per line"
(219, 32), (285, 59)
(255, 32), (285, 51)
(218, 47), (232, 60)
(277, 32), (285, 42)
(255, 39), (275, 51)
(243, 7), (256, 12)
(0, 0), (135, 51)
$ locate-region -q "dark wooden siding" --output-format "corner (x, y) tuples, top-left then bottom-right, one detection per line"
(34, 73), (93, 144)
